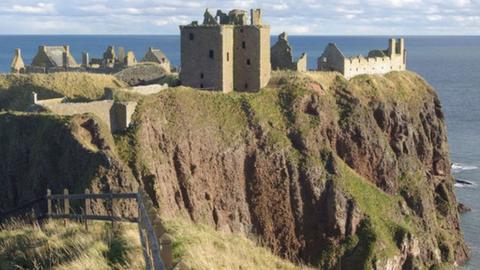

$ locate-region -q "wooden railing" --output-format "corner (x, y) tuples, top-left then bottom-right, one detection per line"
(0, 189), (173, 270)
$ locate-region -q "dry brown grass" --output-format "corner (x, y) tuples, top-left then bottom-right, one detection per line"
(0, 219), (143, 270)
(0, 73), (126, 110)
(166, 218), (314, 270)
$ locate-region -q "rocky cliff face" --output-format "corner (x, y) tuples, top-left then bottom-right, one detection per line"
(0, 71), (468, 269)
(0, 113), (137, 214)
(119, 71), (468, 269)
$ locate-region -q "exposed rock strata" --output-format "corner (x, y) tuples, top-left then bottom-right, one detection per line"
(123, 71), (468, 268)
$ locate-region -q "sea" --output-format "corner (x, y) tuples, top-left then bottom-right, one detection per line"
(0, 35), (479, 268)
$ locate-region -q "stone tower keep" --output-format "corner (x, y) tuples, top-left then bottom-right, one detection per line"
(180, 8), (270, 93)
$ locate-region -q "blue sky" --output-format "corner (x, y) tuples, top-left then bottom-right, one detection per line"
(0, 0), (479, 35)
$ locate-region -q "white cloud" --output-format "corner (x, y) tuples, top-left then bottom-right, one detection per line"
(273, 3), (289, 11)
(2, 2), (56, 14)
(427, 15), (442, 21)
(0, 0), (479, 34)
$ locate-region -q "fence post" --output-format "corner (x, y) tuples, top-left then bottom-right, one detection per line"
(63, 189), (69, 226)
(137, 194), (153, 270)
(85, 189), (90, 231)
(160, 234), (173, 270)
(110, 192), (116, 231)
(46, 189), (52, 221)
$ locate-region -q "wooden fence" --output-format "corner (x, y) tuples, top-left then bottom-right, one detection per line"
(0, 189), (173, 270)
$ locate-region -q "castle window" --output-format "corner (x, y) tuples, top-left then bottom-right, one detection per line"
(227, 52), (230, 61)
(245, 83), (249, 89)
(246, 59), (251, 65)
(200, 73), (204, 79)
(200, 83), (204, 88)
(189, 33), (194, 41)
(209, 50), (214, 59)
(242, 41), (246, 49)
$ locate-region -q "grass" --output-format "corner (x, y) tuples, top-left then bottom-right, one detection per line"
(165, 218), (314, 270)
(0, 73), (125, 110)
(0, 220), (144, 270)
(335, 160), (413, 265)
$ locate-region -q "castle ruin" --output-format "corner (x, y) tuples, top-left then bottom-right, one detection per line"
(271, 32), (307, 72)
(180, 9), (271, 92)
(318, 38), (406, 79)
(142, 47), (172, 74)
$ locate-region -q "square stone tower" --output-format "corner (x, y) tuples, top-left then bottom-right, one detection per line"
(180, 9), (270, 93)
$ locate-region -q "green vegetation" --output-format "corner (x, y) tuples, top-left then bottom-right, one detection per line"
(0, 220), (143, 270)
(0, 73), (125, 110)
(335, 161), (413, 264)
(166, 218), (313, 270)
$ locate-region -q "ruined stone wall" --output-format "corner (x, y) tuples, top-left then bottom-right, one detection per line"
(233, 25), (270, 92)
(318, 44), (345, 73)
(296, 53), (307, 72)
(180, 25), (234, 92)
(40, 100), (136, 132)
(343, 54), (405, 78)
(271, 37), (295, 70)
(318, 40), (406, 79)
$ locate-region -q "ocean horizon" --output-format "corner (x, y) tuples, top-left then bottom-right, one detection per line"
(1, 35), (479, 268)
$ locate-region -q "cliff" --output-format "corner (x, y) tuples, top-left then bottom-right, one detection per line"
(0, 71), (469, 269)
(0, 112), (137, 212)
(118, 71), (468, 269)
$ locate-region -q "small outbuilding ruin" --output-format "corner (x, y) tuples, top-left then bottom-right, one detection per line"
(142, 47), (172, 74)
(14, 45), (82, 73)
(31, 91), (137, 133)
(271, 32), (307, 72)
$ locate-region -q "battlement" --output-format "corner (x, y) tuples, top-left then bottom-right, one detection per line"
(182, 8), (265, 27)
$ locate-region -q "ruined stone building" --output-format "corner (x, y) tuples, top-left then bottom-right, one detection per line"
(180, 8), (271, 92)
(84, 46), (137, 70)
(318, 38), (406, 79)
(271, 32), (307, 72)
(142, 47), (172, 73)
(22, 45), (80, 73)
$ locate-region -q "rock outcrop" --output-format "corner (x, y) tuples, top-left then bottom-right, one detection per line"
(0, 71), (469, 269)
(0, 113), (137, 214)
(121, 71), (468, 269)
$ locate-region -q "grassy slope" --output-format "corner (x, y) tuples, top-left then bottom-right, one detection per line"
(0, 73), (125, 110)
(166, 219), (314, 270)
(0, 220), (143, 270)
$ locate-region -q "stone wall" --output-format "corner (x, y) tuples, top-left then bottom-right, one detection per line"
(296, 53), (307, 72)
(179, 9), (270, 93)
(180, 25), (234, 92)
(37, 99), (137, 132)
(318, 39), (406, 79)
(271, 32), (307, 72)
